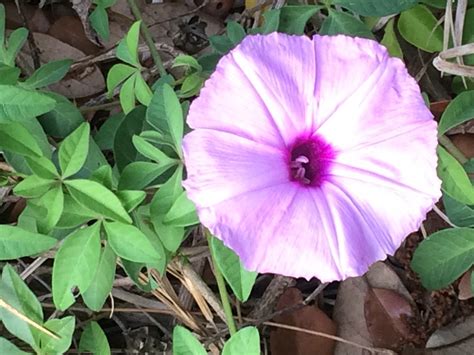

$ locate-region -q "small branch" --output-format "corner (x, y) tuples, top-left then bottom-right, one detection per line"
(439, 135), (469, 164)
(79, 101), (121, 113)
(126, 0), (167, 77)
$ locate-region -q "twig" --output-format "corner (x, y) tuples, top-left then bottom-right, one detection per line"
(126, 0), (166, 77)
(14, 0), (41, 69)
(263, 321), (396, 354)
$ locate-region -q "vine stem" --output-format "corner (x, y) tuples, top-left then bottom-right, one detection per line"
(126, 0), (167, 77)
(206, 233), (238, 335)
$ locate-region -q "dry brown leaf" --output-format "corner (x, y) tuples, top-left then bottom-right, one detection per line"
(48, 16), (101, 55)
(365, 288), (414, 350)
(270, 288), (337, 355)
(426, 315), (474, 354)
(457, 270), (473, 301)
(451, 134), (474, 159)
(4, 2), (51, 33)
(20, 32), (105, 98)
(334, 262), (414, 355)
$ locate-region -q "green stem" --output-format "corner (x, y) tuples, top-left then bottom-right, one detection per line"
(439, 135), (468, 164)
(126, 0), (167, 77)
(206, 233), (237, 336)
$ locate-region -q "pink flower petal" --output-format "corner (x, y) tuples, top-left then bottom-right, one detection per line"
(182, 129), (289, 207)
(187, 33), (315, 146)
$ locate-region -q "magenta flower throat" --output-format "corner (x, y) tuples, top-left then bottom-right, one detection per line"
(182, 33), (441, 282)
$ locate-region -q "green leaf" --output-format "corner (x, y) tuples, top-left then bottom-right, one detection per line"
(82, 244), (116, 311)
(89, 5), (110, 41)
(113, 106), (147, 171)
(279, 5), (321, 35)
(0, 65), (20, 84)
(0, 85), (56, 120)
(120, 260), (157, 291)
(0, 3), (5, 47)
(419, 0), (446, 9)
(172, 325), (206, 355)
(210, 237), (257, 302)
(146, 84), (183, 155)
(107, 63), (136, 96)
(0, 122), (43, 157)
(5, 28), (28, 66)
(462, 8), (474, 66)
(333, 0), (418, 16)
(35, 185), (64, 233)
(0, 225), (56, 260)
(179, 73), (204, 98)
(22, 59), (72, 90)
(119, 74), (136, 114)
(411, 228), (474, 290)
(59, 122), (90, 178)
(320, 10), (374, 39)
(39, 316), (75, 354)
(163, 190), (199, 227)
(173, 55), (202, 71)
(79, 321), (111, 355)
(443, 194), (474, 227)
(261, 9), (280, 34)
(95, 113), (125, 150)
(14, 175), (55, 198)
(0, 264), (42, 350)
(0, 337), (29, 354)
(38, 92), (84, 139)
(52, 223), (101, 310)
(437, 147), (474, 205)
(25, 156), (59, 179)
(118, 161), (173, 190)
(227, 21), (246, 45)
(134, 72), (152, 106)
(208, 35), (234, 54)
(104, 221), (165, 263)
(65, 179), (132, 223)
(56, 194), (96, 229)
(438, 91), (474, 136)
(398, 5), (443, 53)
(222, 327), (260, 355)
(116, 20), (141, 67)
(132, 135), (178, 164)
(90, 164), (115, 190)
(116, 190), (146, 212)
(381, 19), (403, 58)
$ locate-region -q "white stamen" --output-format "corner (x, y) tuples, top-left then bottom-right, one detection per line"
(295, 155), (309, 164)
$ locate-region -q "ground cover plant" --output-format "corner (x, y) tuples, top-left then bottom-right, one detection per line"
(0, 0), (473, 353)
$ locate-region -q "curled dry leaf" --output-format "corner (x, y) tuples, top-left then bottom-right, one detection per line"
(20, 33), (105, 99)
(457, 269), (473, 301)
(334, 262), (415, 355)
(364, 288), (414, 350)
(270, 287), (337, 355)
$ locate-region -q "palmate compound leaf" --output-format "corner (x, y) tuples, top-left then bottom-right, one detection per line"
(0, 225), (57, 260)
(222, 327), (260, 355)
(210, 237), (257, 302)
(333, 0), (418, 16)
(0, 264), (43, 351)
(79, 321), (111, 355)
(52, 222), (101, 311)
(0, 85), (56, 120)
(411, 228), (474, 290)
(172, 325), (206, 355)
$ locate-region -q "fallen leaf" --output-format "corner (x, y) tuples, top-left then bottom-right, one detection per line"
(270, 288), (337, 355)
(426, 315), (474, 354)
(451, 134), (474, 159)
(457, 269), (473, 301)
(334, 262), (415, 355)
(4, 2), (51, 33)
(19, 32), (105, 98)
(48, 16), (101, 55)
(365, 288), (414, 350)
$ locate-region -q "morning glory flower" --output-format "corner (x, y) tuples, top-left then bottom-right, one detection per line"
(182, 33), (441, 282)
